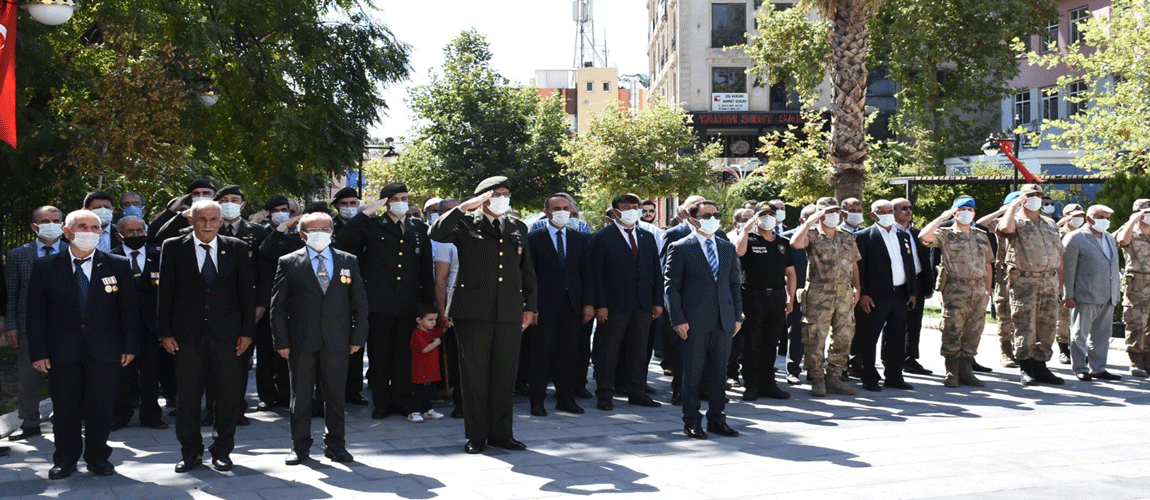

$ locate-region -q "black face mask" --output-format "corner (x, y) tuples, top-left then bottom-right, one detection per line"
(122, 236), (147, 250)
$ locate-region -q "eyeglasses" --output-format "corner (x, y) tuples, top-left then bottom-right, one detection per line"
(696, 213), (720, 220)
(303, 228), (333, 234)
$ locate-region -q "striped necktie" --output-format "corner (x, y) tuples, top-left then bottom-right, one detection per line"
(705, 239), (718, 281)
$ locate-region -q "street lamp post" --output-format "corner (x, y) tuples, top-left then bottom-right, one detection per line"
(360, 136), (399, 198)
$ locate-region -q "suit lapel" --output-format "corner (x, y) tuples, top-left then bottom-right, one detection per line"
(297, 250), (324, 294)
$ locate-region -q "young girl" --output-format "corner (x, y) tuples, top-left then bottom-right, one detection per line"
(409, 304), (446, 423)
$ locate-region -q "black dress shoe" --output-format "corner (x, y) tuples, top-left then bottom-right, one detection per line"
(141, 421), (170, 430)
(0, 447), (9, 458)
(324, 447), (354, 462)
(762, 385), (791, 400)
(87, 462), (116, 476)
(488, 438), (527, 451)
(464, 439), (486, 454)
(48, 464), (76, 480)
(903, 359), (934, 375)
(174, 457), (201, 473)
(110, 422), (128, 431)
(371, 409), (387, 419)
(706, 422), (739, 437)
(741, 388), (759, 401)
(9, 427), (41, 441)
(529, 403), (548, 417)
(346, 394), (369, 405)
(556, 398), (585, 414)
(683, 424), (707, 439)
(1075, 372), (1092, 381)
(971, 361), (993, 373)
(596, 399), (613, 411)
(285, 449), (308, 465)
(211, 455), (233, 472)
(863, 381), (882, 392)
(256, 402), (274, 412)
(573, 388), (593, 399)
(451, 407), (464, 419)
(1092, 371), (1122, 381)
(627, 396), (661, 408)
(670, 392), (682, 406)
(236, 415), (250, 426)
(1032, 361), (1065, 385)
(644, 384), (657, 394)
(884, 379), (914, 390)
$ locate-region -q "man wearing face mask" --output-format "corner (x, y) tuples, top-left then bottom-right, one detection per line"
(977, 192), (1023, 369)
(768, 199), (788, 235)
(4, 206), (67, 442)
(84, 191), (119, 253)
(335, 182), (434, 419)
(120, 191), (147, 221)
(733, 208), (796, 400)
(997, 184), (1065, 386)
(109, 216), (169, 430)
(330, 187), (361, 237)
(789, 197), (861, 397)
(1042, 196), (1057, 217)
(1054, 204), (1086, 363)
(1062, 204), (1122, 382)
(920, 196), (993, 388)
(1116, 199), (1150, 377)
(148, 180), (216, 244)
(423, 198), (442, 224)
(781, 204), (815, 385)
(840, 198), (866, 233)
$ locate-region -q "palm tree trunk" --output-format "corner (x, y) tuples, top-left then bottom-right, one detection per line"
(825, 0), (871, 201)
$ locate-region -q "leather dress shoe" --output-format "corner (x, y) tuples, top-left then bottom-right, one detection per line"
(48, 464), (77, 480)
(285, 449), (308, 465)
(706, 422), (739, 437)
(627, 396), (661, 408)
(110, 421), (128, 431)
(464, 439), (486, 454)
(9, 427), (41, 441)
(971, 361), (993, 373)
(372, 409), (387, 420)
(762, 385), (791, 400)
(451, 407), (464, 419)
(174, 457), (202, 473)
(644, 384), (657, 394)
(142, 421), (170, 430)
(1075, 372), (1092, 381)
(87, 462), (116, 476)
(211, 455), (233, 472)
(529, 403), (548, 417)
(236, 415), (251, 426)
(488, 438), (527, 451)
(346, 394), (369, 405)
(0, 447), (9, 458)
(670, 392), (682, 406)
(1092, 371), (1122, 381)
(573, 388), (593, 399)
(556, 398), (584, 414)
(325, 447), (354, 462)
(596, 399), (613, 411)
(862, 381), (883, 392)
(884, 379), (914, 390)
(741, 388), (759, 401)
(683, 424), (707, 439)
(903, 359), (933, 375)
(256, 402), (274, 412)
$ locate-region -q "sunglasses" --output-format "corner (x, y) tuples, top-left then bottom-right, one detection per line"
(641, 209), (656, 214)
(696, 213), (721, 220)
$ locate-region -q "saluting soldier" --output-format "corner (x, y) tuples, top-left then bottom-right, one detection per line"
(1114, 199), (1150, 377)
(428, 176), (537, 455)
(977, 192), (1021, 368)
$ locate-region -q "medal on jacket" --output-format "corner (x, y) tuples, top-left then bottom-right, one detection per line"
(340, 268), (351, 284)
(151, 271), (160, 286)
(102, 276), (119, 293)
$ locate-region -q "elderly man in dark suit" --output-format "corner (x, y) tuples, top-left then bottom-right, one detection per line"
(4, 205), (66, 442)
(851, 199), (918, 392)
(271, 212), (369, 465)
(429, 176), (538, 455)
(26, 209), (140, 479)
(665, 200), (742, 439)
(158, 200), (256, 473)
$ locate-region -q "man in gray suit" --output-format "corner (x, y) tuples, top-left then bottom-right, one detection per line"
(271, 212), (369, 465)
(1062, 204), (1122, 381)
(665, 201), (742, 440)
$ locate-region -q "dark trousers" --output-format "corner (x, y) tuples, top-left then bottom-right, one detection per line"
(728, 334), (743, 380)
(442, 326), (463, 410)
(157, 349), (177, 403)
(412, 383), (434, 413)
(593, 309), (651, 400)
(49, 351), (120, 467)
(255, 315), (290, 405)
(289, 348), (348, 451)
(661, 311), (684, 392)
(575, 320), (594, 390)
(367, 313), (412, 413)
(175, 326), (243, 459)
(852, 286), (910, 384)
(906, 291), (926, 361)
(529, 298), (580, 404)
(681, 325), (731, 426)
(346, 346), (365, 399)
(114, 340), (163, 426)
(741, 291), (787, 391)
(454, 319), (522, 441)
(785, 299), (805, 376)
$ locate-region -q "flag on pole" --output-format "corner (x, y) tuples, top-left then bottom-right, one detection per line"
(0, 2), (16, 149)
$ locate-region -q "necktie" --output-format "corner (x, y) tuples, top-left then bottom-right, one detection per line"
(625, 228), (638, 259)
(201, 244), (217, 284)
(556, 229), (566, 264)
(493, 218), (501, 235)
(43, 246), (52, 257)
(222, 224), (235, 237)
(705, 239), (719, 281)
(130, 250), (141, 274)
(316, 254), (330, 293)
(74, 258), (90, 314)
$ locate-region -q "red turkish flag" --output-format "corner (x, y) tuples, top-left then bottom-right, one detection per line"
(0, 2), (16, 149)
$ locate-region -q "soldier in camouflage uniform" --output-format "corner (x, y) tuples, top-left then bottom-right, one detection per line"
(997, 184), (1064, 386)
(921, 196), (993, 388)
(1115, 199), (1150, 377)
(977, 192), (1020, 368)
(789, 197), (861, 397)
(1054, 204), (1085, 364)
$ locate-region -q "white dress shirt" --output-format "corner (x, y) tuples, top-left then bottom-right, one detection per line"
(878, 225), (907, 287)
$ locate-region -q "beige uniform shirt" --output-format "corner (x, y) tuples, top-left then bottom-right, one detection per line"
(1120, 225), (1150, 273)
(928, 225), (993, 280)
(805, 227), (861, 284)
(1000, 213), (1062, 272)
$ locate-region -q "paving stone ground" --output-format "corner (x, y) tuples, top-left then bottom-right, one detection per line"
(3, 322), (1150, 499)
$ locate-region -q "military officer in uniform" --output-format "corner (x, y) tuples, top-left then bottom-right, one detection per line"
(977, 192), (1021, 368)
(789, 197), (861, 397)
(428, 176), (537, 455)
(920, 196), (993, 388)
(330, 187), (361, 238)
(1116, 199), (1150, 377)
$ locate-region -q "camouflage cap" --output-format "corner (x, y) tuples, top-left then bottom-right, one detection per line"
(1062, 203), (1083, 217)
(1133, 199), (1150, 212)
(1019, 184), (1044, 195)
(815, 197), (839, 210)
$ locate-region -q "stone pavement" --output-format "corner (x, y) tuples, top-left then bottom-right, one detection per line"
(3, 323), (1150, 500)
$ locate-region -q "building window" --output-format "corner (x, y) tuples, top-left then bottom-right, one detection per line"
(770, 76), (801, 111)
(1039, 17), (1058, 52)
(1067, 80), (1088, 116)
(1040, 87), (1059, 121)
(603, 82), (610, 92)
(1014, 90), (1031, 126)
(712, 67), (747, 93)
(712, 3), (747, 48)
(1069, 7), (1089, 45)
(586, 81), (593, 92)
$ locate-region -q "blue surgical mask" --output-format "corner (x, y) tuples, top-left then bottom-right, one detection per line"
(122, 205), (145, 219)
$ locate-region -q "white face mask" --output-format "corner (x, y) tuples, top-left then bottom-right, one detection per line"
(1024, 196), (1043, 212)
(91, 207), (113, 226)
(428, 213), (440, 224)
(70, 231), (100, 252)
(550, 210), (570, 228)
(1142, 213), (1150, 226)
(339, 206), (359, 220)
(618, 208), (641, 226)
(1042, 204), (1055, 215)
(845, 212), (864, 226)
(758, 215), (776, 231)
(775, 209), (786, 222)
(220, 202), (242, 221)
(955, 211), (974, 225)
(1092, 217), (1110, 232)
(304, 231), (332, 252)
(822, 213), (840, 227)
(876, 213), (896, 227)
(1068, 216), (1085, 229)
(191, 196), (212, 205)
(271, 212), (291, 226)
(487, 195), (511, 215)
(697, 218), (721, 235)
(36, 222), (63, 241)
(388, 201), (409, 217)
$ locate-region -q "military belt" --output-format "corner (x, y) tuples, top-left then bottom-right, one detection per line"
(948, 276), (984, 285)
(807, 282), (851, 292)
(743, 287), (783, 297)
(1126, 270), (1150, 277)
(1014, 270), (1057, 278)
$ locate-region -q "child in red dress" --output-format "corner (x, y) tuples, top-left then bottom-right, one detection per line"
(409, 304), (445, 423)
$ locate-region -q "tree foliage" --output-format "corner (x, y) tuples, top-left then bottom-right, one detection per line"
(1095, 171), (1150, 224)
(559, 98), (721, 202)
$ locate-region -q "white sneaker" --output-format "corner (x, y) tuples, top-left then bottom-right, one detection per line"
(422, 409), (445, 420)
(407, 412), (425, 423)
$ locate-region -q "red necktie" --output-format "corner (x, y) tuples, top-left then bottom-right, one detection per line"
(625, 228), (638, 259)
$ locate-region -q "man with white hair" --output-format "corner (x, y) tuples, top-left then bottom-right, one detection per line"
(26, 209), (139, 479)
(1062, 204), (1122, 381)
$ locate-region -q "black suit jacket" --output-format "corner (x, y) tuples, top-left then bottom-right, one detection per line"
(854, 225), (918, 299)
(904, 226), (934, 299)
(26, 249), (141, 364)
(157, 233), (256, 343)
(257, 229), (306, 308)
(589, 223), (662, 313)
(527, 226), (593, 316)
(270, 248), (369, 354)
(660, 223), (729, 261)
(664, 234), (742, 333)
(112, 244), (161, 340)
(335, 213), (434, 316)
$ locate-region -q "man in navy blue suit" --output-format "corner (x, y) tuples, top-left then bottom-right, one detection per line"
(665, 201), (742, 439)
(26, 209), (140, 479)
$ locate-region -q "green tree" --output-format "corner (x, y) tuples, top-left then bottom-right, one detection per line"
(560, 98), (721, 202)
(382, 30), (570, 210)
